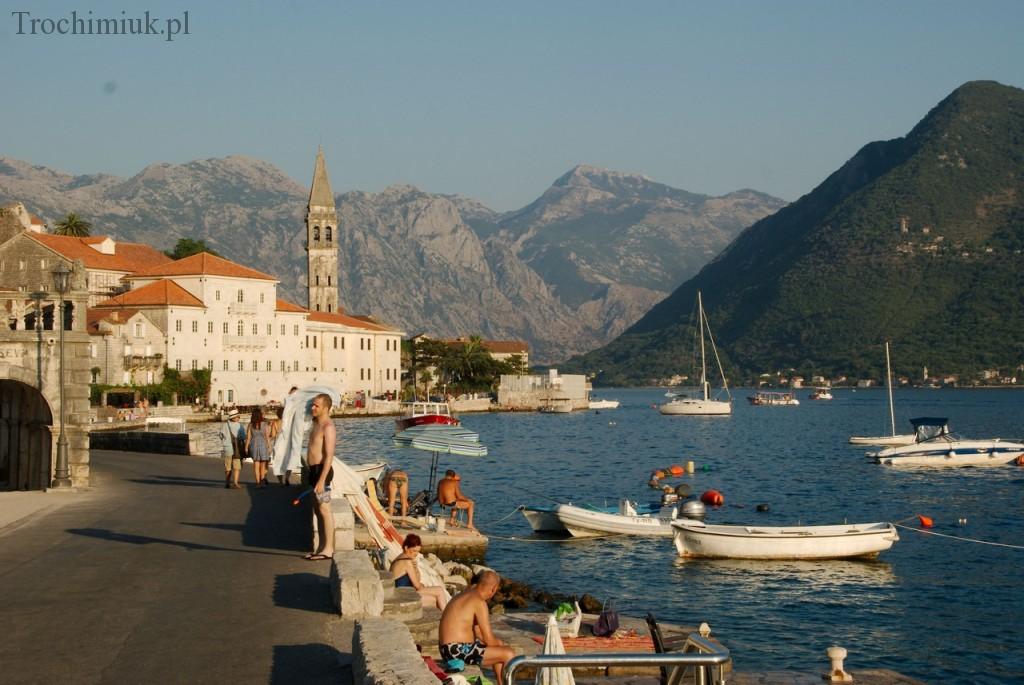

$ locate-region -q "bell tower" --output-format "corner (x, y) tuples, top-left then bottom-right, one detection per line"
(306, 147), (340, 313)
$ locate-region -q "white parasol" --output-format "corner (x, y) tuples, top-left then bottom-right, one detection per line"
(536, 614), (575, 685)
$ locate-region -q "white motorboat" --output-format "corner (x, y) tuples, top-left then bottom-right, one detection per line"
(588, 398), (620, 410)
(747, 391), (799, 406)
(869, 417), (1024, 467)
(552, 499), (705, 538)
(522, 501), (661, 533)
(659, 292), (732, 416)
(808, 387), (833, 401)
(671, 520), (899, 559)
(394, 401), (459, 432)
(849, 341), (915, 446)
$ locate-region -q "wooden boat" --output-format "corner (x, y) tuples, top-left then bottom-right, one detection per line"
(394, 401), (459, 432)
(659, 292), (732, 416)
(869, 417), (1024, 467)
(671, 520), (899, 559)
(552, 499), (702, 538)
(747, 391), (799, 406)
(522, 501), (661, 533)
(849, 341), (915, 445)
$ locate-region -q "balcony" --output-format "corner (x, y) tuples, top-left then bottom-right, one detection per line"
(228, 302), (259, 316)
(123, 354), (163, 370)
(222, 335), (268, 349)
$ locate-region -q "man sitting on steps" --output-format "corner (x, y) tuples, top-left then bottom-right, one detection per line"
(438, 570), (515, 683)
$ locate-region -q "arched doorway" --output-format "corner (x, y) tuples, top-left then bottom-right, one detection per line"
(0, 380), (53, 491)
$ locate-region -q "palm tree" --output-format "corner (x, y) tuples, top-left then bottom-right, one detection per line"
(54, 212), (92, 237)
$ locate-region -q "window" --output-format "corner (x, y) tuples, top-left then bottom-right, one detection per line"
(315, 304), (320, 312)
(280, 361), (286, 371)
(208, 321), (213, 333)
(294, 360), (299, 371)
(227, 389), (234, 402)
(360, 339), (364, 350)
(175, 320), (182, 332)
(333, 336), (337, 349)
(175, 359), (182, 371)
(223, 360), (229, 370)
(192, 321), (198, 333)
(134, 323), (142, 337)
(326, 226), (332, 242)
(313, 337), (317, 349)
(266, 361), (272, 371)
(237, 321), (244, 336)
(267, 324), (272, 335)
(328, 275), (332, 285)
(237, 290), (244, 302)
(327, 304), (332, 313)
(360, 369), (364, 381)
(313, 226), (320, 241)
(252, 323), (258, 335)
(305, 335), (309, 348)
(367, 338), (371, 350)
(238, 360), (244, 371)
(253, 360), (258, 371)
(260, 293), (265, 304)
(222, 322), (228, 334)
(315, 275), (320, 286)
(280, 324), (285, 335)
(293, 325), (299, 336)
(215, 290), (221, 301)
(191, 359), (198, 370)
(341, 337), (345, 350)
(208, 360), (214, 370)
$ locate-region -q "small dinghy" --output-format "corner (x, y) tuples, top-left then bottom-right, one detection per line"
(522, 501), (661, 533)
(551, 498), (706, 538)
(671, 520), (898, 559)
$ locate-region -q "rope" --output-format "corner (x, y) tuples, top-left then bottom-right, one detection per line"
(893, 522), (1024, 550)
(475, 505), (527, 528)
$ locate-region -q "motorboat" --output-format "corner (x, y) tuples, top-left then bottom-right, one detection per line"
(808, 387), (833, 401)
(747, 391), (800, 406)
(522, 501), (661, 533)
(659, 292), (732, 416)
(394, 400), (459, 432)
(588, 398), (620, 410)
(552, 498), (706, 538)
(350, 461), (388, 484)
(671, 520), (899, 559)
(869, 417), (1024, 467)
(849, 341), (916, 446)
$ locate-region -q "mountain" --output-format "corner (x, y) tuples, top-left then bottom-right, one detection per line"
(565, 80), (1024, 384)
(0, 157), (784, 363)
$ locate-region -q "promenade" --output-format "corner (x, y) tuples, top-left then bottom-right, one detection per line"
(0, 450), (352, 685)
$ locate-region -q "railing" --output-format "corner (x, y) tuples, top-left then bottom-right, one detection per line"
(222, 335), (267, 349)
(502, 633), (730, 685)
(123, 354), (163, 370)
(227, 302), (258, 316)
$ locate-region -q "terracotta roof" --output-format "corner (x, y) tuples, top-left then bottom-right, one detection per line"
(93, 279), (205, 308)
(87, 308), (141, 333)
(129, 251), (276, 282)
(275, 299), (308, 313)
(30, 215), (44, 226)
(26, 233), (172, 273)
(307, 311), (398, 332)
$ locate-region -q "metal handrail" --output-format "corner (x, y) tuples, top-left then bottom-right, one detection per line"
(502, 634), (730, 685)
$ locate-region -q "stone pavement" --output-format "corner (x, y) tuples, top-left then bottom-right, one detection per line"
(0, 450), (353, 685)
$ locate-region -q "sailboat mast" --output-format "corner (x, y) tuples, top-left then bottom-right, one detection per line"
(698, 291), (708, 400)
(885, 340), (896, 436)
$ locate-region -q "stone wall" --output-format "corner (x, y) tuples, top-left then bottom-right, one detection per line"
(351, 618), (437, 685)
(88, 430), (203, 456)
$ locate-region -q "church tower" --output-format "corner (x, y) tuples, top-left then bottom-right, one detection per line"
(306, 147), (340, 313)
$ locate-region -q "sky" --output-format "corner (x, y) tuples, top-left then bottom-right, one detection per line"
(3, 0), (1023, 211)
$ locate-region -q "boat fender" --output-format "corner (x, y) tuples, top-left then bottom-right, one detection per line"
(701, 489), (724, 506)
(756, 503), (770, 512)
(668, 464), (684, 476)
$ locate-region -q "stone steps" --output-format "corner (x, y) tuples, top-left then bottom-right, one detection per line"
(407, 606), (441, 651)
(382, 587), (423, 622)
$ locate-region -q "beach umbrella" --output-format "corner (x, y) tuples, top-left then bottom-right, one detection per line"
(392, 424), (488, 497)
(536, 614), (575, 685)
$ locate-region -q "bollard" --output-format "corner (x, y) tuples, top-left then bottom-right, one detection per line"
(823, 645), (853, 682)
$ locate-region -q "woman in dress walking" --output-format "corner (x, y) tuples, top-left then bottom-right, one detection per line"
(246, 407), (272, 487)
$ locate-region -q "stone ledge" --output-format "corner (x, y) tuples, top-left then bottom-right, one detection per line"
(351, 617), (437, 685)
(331, 549), (384, 618)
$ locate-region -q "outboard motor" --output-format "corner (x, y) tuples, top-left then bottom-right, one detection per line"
(679, 499), (707, 521)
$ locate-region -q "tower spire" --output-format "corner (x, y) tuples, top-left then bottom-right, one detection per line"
(309, 145), (335, 209)
(305, 147), (340, 314)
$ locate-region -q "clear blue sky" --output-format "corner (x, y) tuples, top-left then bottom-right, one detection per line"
(3, 0), (1023, 210)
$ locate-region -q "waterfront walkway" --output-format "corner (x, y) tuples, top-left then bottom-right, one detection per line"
(0, 450), (352, 684)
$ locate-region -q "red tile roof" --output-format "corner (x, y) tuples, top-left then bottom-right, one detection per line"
(275, 299), (308, 313)
(307, 311), (398, 332)
(129, 251), (276, 281)
(27, 233), (172, 273)
(93, 279), (205, 308)
(87, 308), (142, 332)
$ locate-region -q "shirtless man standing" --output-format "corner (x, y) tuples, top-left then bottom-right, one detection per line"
(438, 570), (515, 683)
(437, 469), (475, 529)
(304, 393), (335, 561)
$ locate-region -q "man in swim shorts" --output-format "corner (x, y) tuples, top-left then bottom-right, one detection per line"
(437, 469), (475, 529)
(438, 570), (514, 682)
(304, 393), (335, 561)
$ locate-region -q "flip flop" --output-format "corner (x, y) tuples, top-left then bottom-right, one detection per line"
(304, 553), (331, 561)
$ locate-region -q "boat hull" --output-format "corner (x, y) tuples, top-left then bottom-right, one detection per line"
(394, 414), (460, 432)
(588, 400), (620, 409)
(553, 503), (675, 537)
(849, 434), (917, 446)
(658, 399), (731, 415)
(873, 440), (1024, 467)
(672, 521), (898, 559)
(523, 507), (567, 533)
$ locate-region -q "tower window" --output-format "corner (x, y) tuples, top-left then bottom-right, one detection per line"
(316, 304), (320, 311)
(313, 226), (320, 241)
(327, 275), (331, 285)
(315, 275), (320, 286)
(327, 304), (332, 313)
(326, 227), (332, 243)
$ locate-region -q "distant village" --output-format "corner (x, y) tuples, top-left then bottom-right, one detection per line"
(661, 368), (1022, 390)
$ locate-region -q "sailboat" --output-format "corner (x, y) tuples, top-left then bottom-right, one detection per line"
(659, 292), (732, 415)
(848, 341), (916, 446)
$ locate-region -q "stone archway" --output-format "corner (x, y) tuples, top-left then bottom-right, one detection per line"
(0, 379), (53, 491)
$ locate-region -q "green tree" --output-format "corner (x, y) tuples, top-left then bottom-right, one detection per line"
(165, 238), (220, 260)
(53, 212), (92, 237)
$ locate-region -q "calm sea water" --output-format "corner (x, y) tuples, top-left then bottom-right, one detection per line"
(209, 388), (1024, 681)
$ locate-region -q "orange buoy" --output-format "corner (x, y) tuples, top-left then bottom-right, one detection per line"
(917, 514), (934, 528)
(668, 464), (684, 476)
(701, 489), (724, 506)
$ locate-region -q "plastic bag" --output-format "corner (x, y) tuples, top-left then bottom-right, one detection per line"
(593, 599), (620, 637)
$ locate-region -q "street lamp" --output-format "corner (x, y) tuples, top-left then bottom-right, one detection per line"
(51, 262), (72, 489)
(29, 290), (49, 391)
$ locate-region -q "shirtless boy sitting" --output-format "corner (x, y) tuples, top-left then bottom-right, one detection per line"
(438, 570), (515, 683)
(437, 469), (475, 529)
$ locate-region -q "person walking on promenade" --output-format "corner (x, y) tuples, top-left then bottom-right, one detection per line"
(383, 467), (410, 517)
(438, 570), (514, 683)
(220, 409), (243, 489)
(437, 469), (475, 529)
(246, 407), (272, 487)
(390, 534), (448, 610)
(304, 393), (335, 561)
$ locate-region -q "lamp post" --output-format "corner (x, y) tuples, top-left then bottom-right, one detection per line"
(51, 263), (72, 489)
(29, 290), (48, 391)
